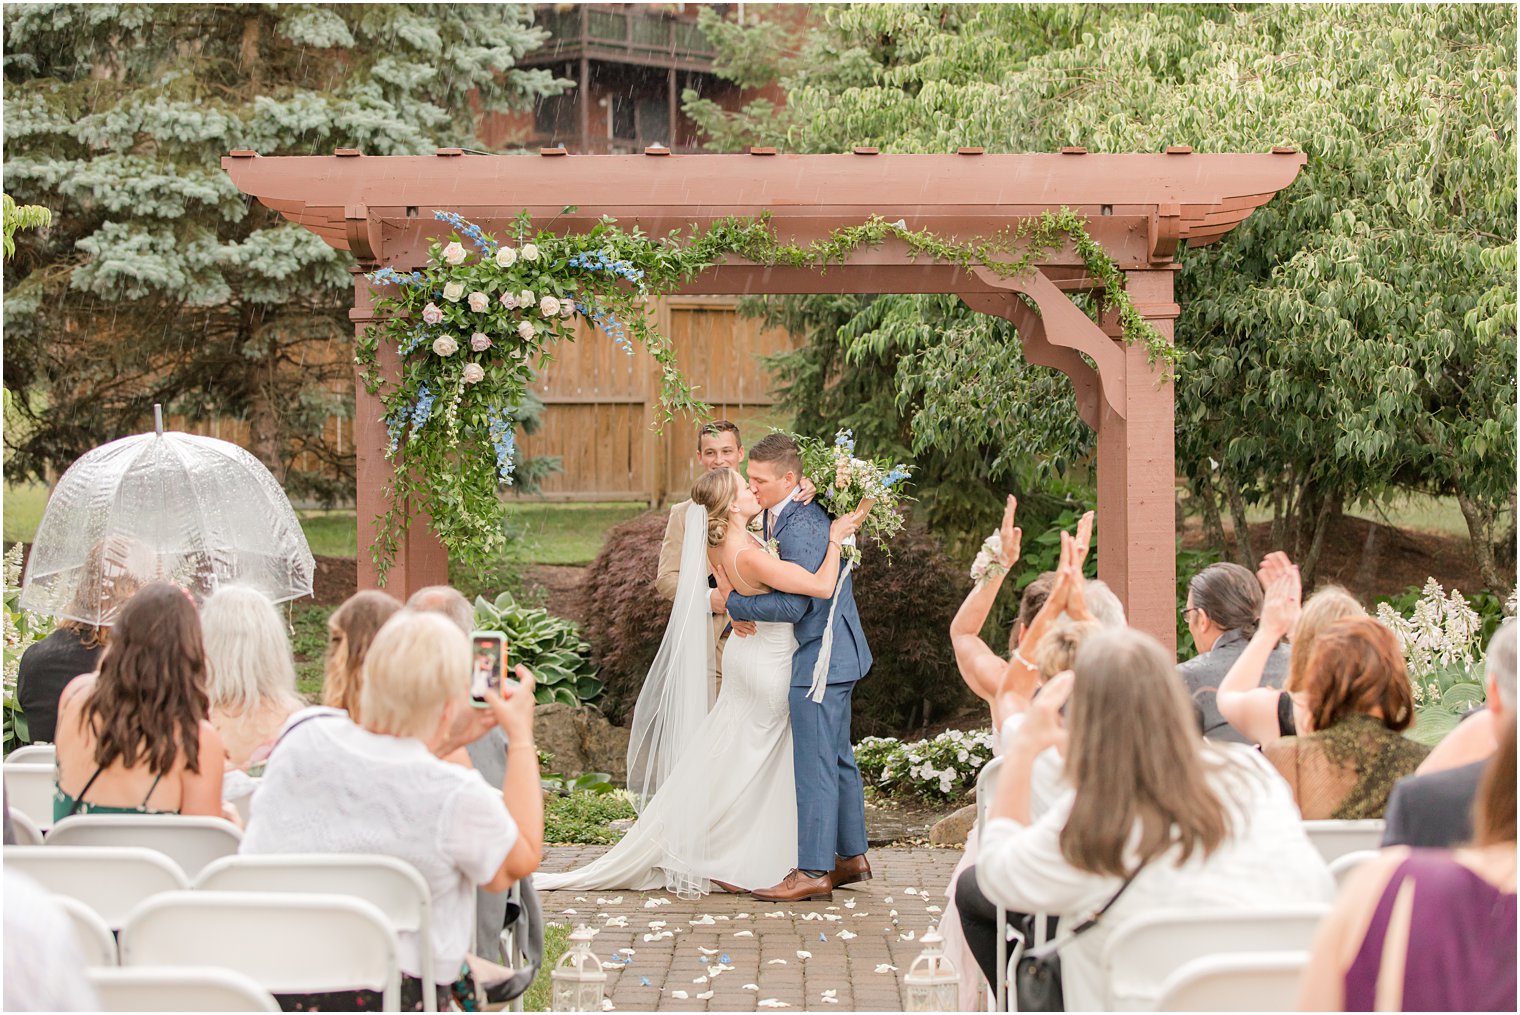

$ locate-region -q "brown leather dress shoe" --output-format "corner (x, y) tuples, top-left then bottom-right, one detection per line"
(711, 879), (747, 894)
(831, 853), (873, 888)
(750, 869), (834, 903)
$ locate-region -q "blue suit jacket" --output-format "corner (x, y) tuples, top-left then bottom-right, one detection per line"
(726, 499), (872, 688)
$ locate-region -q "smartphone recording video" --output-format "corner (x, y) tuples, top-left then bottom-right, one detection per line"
(470, 631), (507, 707)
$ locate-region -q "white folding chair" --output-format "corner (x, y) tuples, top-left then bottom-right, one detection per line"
(89, 966), (282, 1012)
(1328, 849), (1380, 889)
(1154, 951), (1310, 1011)
(47, 814), (242, 878)
(121, 890), (400, 1010)
(1102, 905), (1329, 1010)
(196, 854), (436, 1011)
(9, 808), (44, 845)
(6, 743), (56, 765)
(5, 845), (189, 929)
(4, 762), (57, 832)
(54, 895), (118, 967)
(1302, 819), (1386, 864)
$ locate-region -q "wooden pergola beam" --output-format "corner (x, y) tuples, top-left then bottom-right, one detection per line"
(224, 150), (1307, 652)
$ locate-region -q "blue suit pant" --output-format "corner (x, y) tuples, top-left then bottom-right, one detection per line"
(790, 680), (869, 871)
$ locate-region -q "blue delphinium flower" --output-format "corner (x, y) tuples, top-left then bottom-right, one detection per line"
(568, 248), (648, 296)
(383, 412), (405, 456)
(433, 210), (498, 256)
(580, 298), (633, 353)
(399, 326), (430, 356)
(835, 429), (856, 454)
(883, 466), (911, 488)
(486, 407), (517, 485)
(410, 385), (436, 431)
(366, 266), (426, 287)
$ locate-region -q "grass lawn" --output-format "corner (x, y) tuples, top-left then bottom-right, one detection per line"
(524, 923), (571, 1012)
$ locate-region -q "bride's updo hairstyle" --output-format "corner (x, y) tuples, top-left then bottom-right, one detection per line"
(692, 468), (741, 547)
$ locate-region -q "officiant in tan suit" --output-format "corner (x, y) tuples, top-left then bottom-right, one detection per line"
(656, 421), (747, 700)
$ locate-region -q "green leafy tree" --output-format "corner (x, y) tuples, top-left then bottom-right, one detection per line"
(690, 4), (1517, 592)
(3, 4), (566, 502)
(2, 194), (51, 259)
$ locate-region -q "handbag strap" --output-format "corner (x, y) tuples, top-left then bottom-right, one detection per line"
(1026, 863), (1146, 958)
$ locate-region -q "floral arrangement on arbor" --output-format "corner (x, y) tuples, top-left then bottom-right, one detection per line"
(795, 429), (911, 563)
(359, 208), (1170, 581)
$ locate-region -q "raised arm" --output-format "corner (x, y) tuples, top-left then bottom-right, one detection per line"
(952, 496), (1021, 702)
(1217, 554), (1299, 745)
(732, 506), (867, 599)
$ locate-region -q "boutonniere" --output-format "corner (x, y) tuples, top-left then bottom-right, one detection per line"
(764, 538), (781, 559)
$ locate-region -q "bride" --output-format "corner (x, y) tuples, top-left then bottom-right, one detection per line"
(536, 467), (866, 897)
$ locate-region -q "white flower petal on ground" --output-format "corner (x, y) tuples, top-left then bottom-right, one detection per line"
(899, 930), (917, 942)
(844, 900), (857, 910)
(883, 896), (894, 904)
(603, 915), (628, 928)
(560, 908), (577, 915)
(903, 887), (918, 896)
(698, 947), (719, 956)
(758, 1000), (790, 1008)
(837, 930), (858, 940)
(925, 905), (942, 914)
(767, 959), (788, 965)
(734, 930), (754, 937)
(874, 964), (898, 974)
(697, 991), (714, 1001)
(735, 913), (750, 920)
(600, 1000), (615, 1012)
(648, 921), (667, 929)
(693, 976), (708, 984)
(671, 990), (688, 999)
(742, 984), (760, 992)
(690, 915), (716, 926)
(796, 950), (811, 961)
(600, 961), (623, 970)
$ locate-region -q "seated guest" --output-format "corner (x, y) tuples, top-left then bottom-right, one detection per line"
(53, 583), (225, 820)
(320, 589), (401, 719)
(1216, 553), (1365, 745)
(975, 628), (1332, 1011)
(17, 538), (148, 743)
(200, 585), (304, 772)
(1262, 616), (1428, 819)
(4, 869), (102, 1011)
(242, 610), (543, 1012)
(1299, 719), (1516, 1011)
(1178, 561), (1289, 743)
(1383, 621), (1515, 848)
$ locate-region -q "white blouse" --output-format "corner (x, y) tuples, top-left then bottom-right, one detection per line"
(977, 744), (1333, 1011)
(241, 708), (518, 984)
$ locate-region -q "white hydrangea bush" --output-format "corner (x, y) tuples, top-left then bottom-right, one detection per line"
(855, 727), (995, 803)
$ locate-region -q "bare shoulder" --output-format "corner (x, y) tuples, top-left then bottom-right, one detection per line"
(58, 672), (97, 710)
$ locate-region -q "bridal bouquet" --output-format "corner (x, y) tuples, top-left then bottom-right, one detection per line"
(794, 429), (912, 563)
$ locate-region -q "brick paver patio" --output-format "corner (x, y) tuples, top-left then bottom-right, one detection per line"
(537, 846), (964, 1012)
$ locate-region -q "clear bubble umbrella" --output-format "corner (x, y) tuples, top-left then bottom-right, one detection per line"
(19, 409), (315, 626)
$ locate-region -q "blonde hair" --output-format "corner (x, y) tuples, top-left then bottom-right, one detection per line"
(322, 590), (402, 719)
(200, 585), (302, 715)
(692, 467), (741, 547)
(1033, 621), (1101, 682)
(1285, 585), (1365, 695)
(1062, 628), (1231, 877)
(359, 610), (469, 740)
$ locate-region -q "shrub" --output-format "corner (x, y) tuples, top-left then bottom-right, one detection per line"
(854, 727), (996, 803)
(580, 509), (673, 724)
(473, 591), (602, 707)
(544, 790), (636, 845)
(583, 509), (972, 736)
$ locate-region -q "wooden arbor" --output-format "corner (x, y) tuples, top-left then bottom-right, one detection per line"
(223, 148), (1306, 650)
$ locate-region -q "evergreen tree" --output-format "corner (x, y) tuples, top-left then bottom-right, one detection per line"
(3, 3), (566, 501)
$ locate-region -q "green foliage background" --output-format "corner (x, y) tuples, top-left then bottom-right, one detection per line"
(687, 3), (1517, 595)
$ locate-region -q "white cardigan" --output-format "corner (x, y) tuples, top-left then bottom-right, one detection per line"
(976, 744), (1333, 1011)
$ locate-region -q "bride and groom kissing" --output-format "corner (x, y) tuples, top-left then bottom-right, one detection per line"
(537, 425), (875, 902)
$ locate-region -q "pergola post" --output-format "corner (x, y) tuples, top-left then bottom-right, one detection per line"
(350, 269), (450, 597)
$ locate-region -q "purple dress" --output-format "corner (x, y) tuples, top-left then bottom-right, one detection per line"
(1344, 850), (1516, 1011)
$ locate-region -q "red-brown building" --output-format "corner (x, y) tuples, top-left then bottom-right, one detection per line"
(480, 3), (796, 154)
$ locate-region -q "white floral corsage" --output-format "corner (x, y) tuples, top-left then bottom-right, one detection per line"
(764, 538), (781, 559)
(969, 531), (1008, 585)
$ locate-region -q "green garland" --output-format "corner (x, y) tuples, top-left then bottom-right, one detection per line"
(358, 208), (1171, 582)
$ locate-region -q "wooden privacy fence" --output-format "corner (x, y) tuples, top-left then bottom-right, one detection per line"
(519, 296), (797, 504)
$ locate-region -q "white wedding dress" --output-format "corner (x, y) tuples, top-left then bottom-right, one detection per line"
(535, 513), (798, 896)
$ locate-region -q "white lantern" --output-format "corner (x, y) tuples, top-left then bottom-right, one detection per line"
(903, 926), (960, 1012)
(550, 925), (608, 1012)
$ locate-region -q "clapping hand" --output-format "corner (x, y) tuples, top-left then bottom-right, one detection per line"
(997, 495), (1022, 568)
(1257, 552), (1302, 638)
(1013, 670), (1073, 759)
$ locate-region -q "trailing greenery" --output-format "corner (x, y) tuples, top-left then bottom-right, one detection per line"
(688, 4), (1516, 589)
(362, 209), (1163, 579)
(473, 590), (601, 707)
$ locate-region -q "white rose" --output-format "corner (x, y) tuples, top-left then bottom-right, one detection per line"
(499, 292), (518, 309)
(519, 289), (534, 306)
(442, 281), (465, 302)
(462, 362), (485, 384)
(467, 291), (489, 313)
(539, 295), (561, 316)
(441, 241), (467, 266)
(517, 320), (535, 340)
(495, 245), (518, 267)
(521, 243), (539, 261)
(432, 335), (459, 357)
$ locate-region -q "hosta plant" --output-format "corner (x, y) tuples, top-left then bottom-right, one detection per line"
(473, 590), (602, 707)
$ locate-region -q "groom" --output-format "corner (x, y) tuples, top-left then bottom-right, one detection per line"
(724, 433), (874, 902)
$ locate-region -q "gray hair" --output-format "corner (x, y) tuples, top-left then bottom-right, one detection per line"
(406, 585), (474, 636)
(1084, 580), (1127, 629)
(200, 585), (301, 714)
(1487, 620), (1516, 710)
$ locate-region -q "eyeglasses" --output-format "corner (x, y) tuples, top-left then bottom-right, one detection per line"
(1182, 607), (1202, 621)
